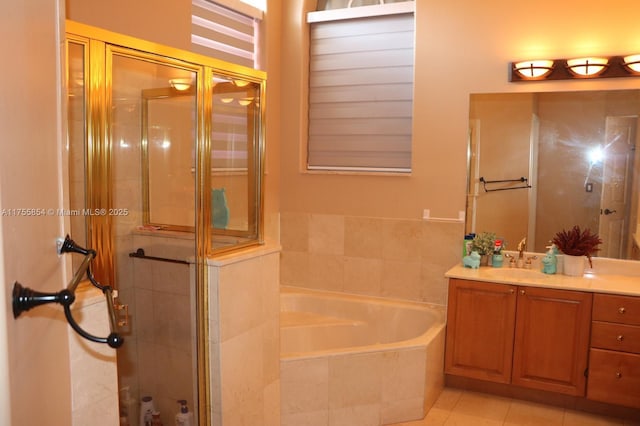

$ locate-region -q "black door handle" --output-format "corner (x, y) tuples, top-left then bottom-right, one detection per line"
(603, 208), (617, 215)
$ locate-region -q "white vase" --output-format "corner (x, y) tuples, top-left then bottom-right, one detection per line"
(563, 254), (585, 276)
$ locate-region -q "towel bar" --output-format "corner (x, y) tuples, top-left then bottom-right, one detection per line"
(128, 248), (189, 265)
(479, 176), (532, 192)
(12, 235), (124, 349)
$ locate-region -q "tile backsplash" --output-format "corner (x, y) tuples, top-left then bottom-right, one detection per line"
(280, 212), (464, 305)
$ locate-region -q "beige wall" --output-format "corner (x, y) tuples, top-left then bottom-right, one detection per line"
(65, 0), (192, 51)
(1, 1), (72, 425)
(279, 0), (640, 221)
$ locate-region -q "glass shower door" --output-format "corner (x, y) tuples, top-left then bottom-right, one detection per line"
(67, 36), (202, 424)
(109, 50), (199, 426)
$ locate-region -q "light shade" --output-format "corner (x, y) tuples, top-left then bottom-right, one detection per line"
(623, 54), (640, 74)
(513, 60), (555, 79)
(169, 78), (192, 91)
(566, 57), (609, 77)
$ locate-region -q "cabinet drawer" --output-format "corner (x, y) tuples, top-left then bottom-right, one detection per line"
(593, 294), (640, 325)
(587, 348), (640, 408)
(591, 321), (640, 353)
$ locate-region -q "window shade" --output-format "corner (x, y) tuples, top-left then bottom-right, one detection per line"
(308, 12), (414, 172)
(191, 0), (257, 68)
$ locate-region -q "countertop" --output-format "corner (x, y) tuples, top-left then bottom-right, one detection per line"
(446, 254), (640, 297)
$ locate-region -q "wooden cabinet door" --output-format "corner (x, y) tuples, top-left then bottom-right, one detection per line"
(512, 286), (593, 396)
(445, 279), (517, 383)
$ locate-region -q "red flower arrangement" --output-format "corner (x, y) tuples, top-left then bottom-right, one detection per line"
(552, 225), (602, 268)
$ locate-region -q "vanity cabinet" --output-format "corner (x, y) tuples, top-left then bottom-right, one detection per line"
(445, 278), (593, 396)
(445, 279), (516, 384)
(587, 293), (640, 408)
(511, 285), (592, 395)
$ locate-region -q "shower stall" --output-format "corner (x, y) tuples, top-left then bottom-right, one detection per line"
(65, 21), (266, 426)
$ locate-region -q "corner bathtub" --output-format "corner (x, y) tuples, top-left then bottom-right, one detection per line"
(279, 286), (446, 426)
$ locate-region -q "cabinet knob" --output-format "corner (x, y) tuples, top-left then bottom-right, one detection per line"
(520, 289), (526, 295)
(617, 335), (624, 342)
(509, 289), (515, 294)
(618, 307), (626, 314)
(616, 372), (622, 379)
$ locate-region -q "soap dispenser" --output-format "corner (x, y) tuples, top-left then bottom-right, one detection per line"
(542, 244), (558, 274)
(175, 400), (193, 426)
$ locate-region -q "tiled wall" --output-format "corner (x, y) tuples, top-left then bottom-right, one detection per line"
(281, 343), (443, 425)
(280, 213), (464, 305)
(208, 246), (281, 425)
(69, 286), (119, 426)
(116, 232), (196, 425)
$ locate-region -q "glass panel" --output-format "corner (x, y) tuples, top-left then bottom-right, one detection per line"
(142, 88), (197, 230)
(110, 51), (198, 426)
(211, 75), (262, 250)
(67, 41), (88, 272)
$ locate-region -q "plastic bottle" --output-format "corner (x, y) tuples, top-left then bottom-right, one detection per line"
(175, 400), (193, 426)
(140, 396), (155, 426)
(463, 233), (475, 259)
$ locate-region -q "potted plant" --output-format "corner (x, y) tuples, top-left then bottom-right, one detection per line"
(552, 225), (602, 276)
(471, 232), (496, 266)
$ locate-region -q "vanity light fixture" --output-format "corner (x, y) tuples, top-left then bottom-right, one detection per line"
(513, 60), (555, 80)
(623, 54), (640, 74)
(169, 78), (192, 91)
(510, 54), (640, 82)
(566, 57), (609, 77)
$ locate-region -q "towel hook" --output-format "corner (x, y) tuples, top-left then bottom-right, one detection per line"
(12, 235), (124, 349)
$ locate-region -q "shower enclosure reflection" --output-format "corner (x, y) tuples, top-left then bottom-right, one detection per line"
(142, 88), (196, 230)
(468, 90), (640, 260)
(142, 76), (264, 250)
(210, 75), (262, 244)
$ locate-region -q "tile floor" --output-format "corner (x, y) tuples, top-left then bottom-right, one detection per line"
(390, 387), (640, 426)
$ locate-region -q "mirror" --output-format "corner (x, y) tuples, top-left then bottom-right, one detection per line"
(142, 75), (264, 250)
(210, 75), (262, 242)
(142, 86), (197, 231)
(467, 90), (640, 260)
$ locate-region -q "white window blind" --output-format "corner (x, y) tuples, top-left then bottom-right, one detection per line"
(191, 0), (258, 68)
(307, 4), (415, 172)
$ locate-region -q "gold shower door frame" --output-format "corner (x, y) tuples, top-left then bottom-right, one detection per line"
(65, 20), (267, 426)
